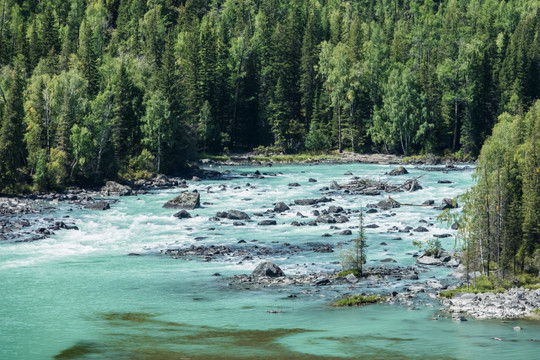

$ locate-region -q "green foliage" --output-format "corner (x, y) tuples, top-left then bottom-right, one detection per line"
(337, 269), (362, 278)
(33, 149), (49, 191)
(331, 294), (385, 307)
(122, 149), (155, 181)
(413, 238), (443, 257)
(339, 210), (368, 276)
(305, 121), (332, 152)
(458, 101), (540, 282)
(0, 0), (539, 191)
(439, 274), (540, 298)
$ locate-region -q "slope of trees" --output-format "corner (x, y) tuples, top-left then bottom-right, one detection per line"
(0, 0), (539, 191)
(459, 100), (540, 280)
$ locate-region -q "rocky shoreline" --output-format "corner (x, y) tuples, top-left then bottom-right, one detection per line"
(443, 287), (540, 320)
(198, 151), (477, 168)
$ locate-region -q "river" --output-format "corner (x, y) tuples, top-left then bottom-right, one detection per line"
(1, 163), (538, 359)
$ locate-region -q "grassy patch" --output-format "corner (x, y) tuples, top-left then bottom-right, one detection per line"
(337, 269), (362, 278)
(439, 274), (540, 298)
(197, 154), (231, 162)
(251, 153), (340, 163)
(331, 294), (385, 307)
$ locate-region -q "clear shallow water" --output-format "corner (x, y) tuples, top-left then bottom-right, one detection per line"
(1, 163), (539, 359)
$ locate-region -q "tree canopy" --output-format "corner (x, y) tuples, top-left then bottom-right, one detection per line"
(0, 0), (538, 191)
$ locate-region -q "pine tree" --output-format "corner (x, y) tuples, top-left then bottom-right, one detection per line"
(78, 19), (98, 95)
(0, 58), (25, 191)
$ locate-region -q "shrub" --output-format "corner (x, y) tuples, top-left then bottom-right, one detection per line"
(332, 294), (385, 307)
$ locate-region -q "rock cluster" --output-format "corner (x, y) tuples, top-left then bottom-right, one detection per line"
(443, 288), (540, 319)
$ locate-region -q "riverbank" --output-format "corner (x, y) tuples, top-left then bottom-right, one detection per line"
(197, 151), (477, 167)
(442, 287), (540, 319)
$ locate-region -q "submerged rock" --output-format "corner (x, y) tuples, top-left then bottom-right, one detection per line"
(163, 191), (200, 210)
(174, 210), (192, 219)
(251, 261), (285, 278)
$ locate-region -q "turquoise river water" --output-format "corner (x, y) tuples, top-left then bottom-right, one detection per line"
(1, 163), (539, 359)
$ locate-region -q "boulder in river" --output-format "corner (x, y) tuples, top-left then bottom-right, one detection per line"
(101, 181), (132, 196)
(417, 255), (443, 266)
(251, 261), (285, 278)
(84, 201), (111, 211)
(368, 197), (400, 210)
(163, 191), (200, 210)
(389, 166), (408, 176)
(173, 210), (192, 219)
(403, 179), (422, 192)
(226, 210), (250, 220)
(435, 198), (458, 210)
(274, 202), (290, 213)
(328, 205), (344, 213)
(258, 220), (277, 226)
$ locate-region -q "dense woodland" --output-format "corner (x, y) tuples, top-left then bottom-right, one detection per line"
(458, 101), (539, 280)
(0, 0), (538, 192)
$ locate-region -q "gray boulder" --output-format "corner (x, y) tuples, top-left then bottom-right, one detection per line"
(258, 220), (277, 226)
(84, 201), (110, 211)
(173, 210), (192, 219)
(317, 215), (336, 224)
(163, 191), (200, 209)
(389, 166), (408, 176)
(403, 179), (422, 192)
(294, 198), (318, 206)
(417, 255), (443, 266)
(101, 181), (132, 196)
(328, 205), (344, 213)
(251, 261), (285, 278)
(369, 197), (401, 210)
(226, 210), (250, 220)
(274, 202), (290, 213)
(313, 277), (331, 286)
(330, 181), (341, 190)
(435, 198), (458, 210)
(414, 226), (429, 232)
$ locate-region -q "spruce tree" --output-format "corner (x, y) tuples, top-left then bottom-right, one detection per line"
(0, 58), (25, 191)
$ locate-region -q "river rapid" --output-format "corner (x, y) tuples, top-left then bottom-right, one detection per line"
(1, 163), (539, 360)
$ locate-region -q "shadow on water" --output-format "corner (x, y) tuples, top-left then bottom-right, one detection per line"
(54, 312), (460, 360)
